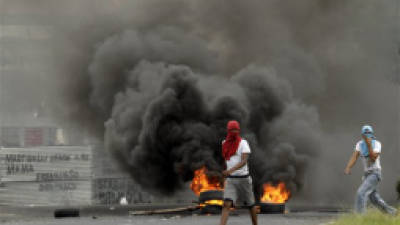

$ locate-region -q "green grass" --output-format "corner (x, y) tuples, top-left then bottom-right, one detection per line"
(330, 208), (400, 225)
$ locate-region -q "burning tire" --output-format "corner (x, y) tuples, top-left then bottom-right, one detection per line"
(198, 190), (224, 214)
(258, 182), (289, 214)
(258, 203), (285, 214)
(199, 190), (223, 203)
(190, 167), (224, 214)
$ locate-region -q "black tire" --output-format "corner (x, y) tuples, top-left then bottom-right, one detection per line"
(258, 203), (285, 214)
(54, 209), (80, 218)
(199, 190), (223, 203)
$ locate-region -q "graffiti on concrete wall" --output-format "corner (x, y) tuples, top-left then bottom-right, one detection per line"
(93, 178), (153, 205)
(0, 146), (93, 206)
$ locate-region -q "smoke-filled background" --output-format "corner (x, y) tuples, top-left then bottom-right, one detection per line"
(1, 0), (399, 204)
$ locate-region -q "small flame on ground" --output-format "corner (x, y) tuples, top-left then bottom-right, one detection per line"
(260, 182), (290, 203)
(190, 166), (223, 196)
(199, 200), (224, 207)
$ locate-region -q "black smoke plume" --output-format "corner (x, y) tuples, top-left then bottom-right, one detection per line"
(44, 0), (398, 202)
(60, 27), (319, 195)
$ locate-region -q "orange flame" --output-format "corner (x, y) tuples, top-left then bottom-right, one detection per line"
(190, 166), (223, 196)
(260, 182), (290, 203)
(199, 200), (224, 207)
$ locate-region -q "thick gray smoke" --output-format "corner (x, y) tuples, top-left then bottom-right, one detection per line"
(40, 0), (399, 203)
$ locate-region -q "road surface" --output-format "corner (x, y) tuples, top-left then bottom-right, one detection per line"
(0, 211), (337, 225)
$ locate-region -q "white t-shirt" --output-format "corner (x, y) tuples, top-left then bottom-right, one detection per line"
(224, 139), (251, 176)
(355, 140), (382, 172)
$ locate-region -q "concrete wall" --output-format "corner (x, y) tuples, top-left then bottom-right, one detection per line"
(0, 146), (92, 206)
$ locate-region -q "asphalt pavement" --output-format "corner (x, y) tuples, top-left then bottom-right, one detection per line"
(0, 212), (337, 225)
(0, 205), (339, 225)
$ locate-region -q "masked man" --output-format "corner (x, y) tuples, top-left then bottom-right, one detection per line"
(344, 125), (397, 215)
(219, 120), (257, 225)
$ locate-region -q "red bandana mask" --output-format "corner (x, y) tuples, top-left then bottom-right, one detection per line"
(222, 120), (242, 160)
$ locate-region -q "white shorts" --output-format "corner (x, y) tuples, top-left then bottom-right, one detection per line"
(223, 176), (255, 207)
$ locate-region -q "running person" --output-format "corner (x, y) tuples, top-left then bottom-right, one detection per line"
(219, 120), (257, 225)
(344, 125), (397, 215)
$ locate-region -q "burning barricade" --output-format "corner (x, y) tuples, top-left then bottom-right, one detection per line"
(190, 166), (291, 214)
(190, 166), (224, 214)
(259, 182), (290, 214)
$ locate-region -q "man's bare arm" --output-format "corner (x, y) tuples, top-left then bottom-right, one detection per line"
(344, 151), (360, 174)
(223, 153), (249, 176)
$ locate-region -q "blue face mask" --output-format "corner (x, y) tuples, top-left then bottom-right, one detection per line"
(360, 125), (375, 157)
(360, 138), (375, 157)
(360, 132), (375, 157)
